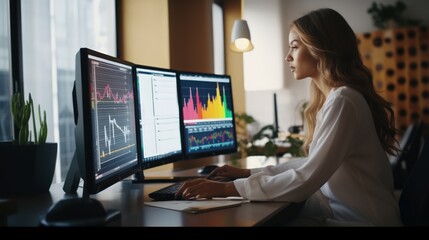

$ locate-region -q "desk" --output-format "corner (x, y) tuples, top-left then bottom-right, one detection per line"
(7, 157), (304, 227)
(0, 199), (17, 226)
(7, 180), (301, 227)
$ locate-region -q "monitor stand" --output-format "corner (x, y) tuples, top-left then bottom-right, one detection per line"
(54, 151), (121, 226)
(63, 152), (80, 194)
(40, 190), (121, 227)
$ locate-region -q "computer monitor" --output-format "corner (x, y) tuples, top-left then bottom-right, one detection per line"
(177, 71), (238, 159)
(134, 65), (183, 173)
(64, 48), (140, 196)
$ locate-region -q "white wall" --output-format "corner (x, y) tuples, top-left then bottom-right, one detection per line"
(243, 0), (429, 133)
(243, 0), (284, 91)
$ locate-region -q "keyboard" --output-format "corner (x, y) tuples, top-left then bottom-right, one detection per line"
(148, 176), (233, 201)
(148, 182), (184, 201)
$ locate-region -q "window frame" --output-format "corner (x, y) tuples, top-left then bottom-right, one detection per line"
(9, 0), (24, 141)
(6, 0), (120, 181)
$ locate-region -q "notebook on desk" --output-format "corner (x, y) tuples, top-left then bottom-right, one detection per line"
(144, 199), (247, 214)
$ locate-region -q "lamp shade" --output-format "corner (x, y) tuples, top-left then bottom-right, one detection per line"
(230, 19), (254, 52)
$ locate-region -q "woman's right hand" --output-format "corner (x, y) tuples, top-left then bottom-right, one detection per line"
(207, 165), (250, 181)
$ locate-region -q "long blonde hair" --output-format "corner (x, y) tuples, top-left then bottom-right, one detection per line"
(291, 8), (399, 156)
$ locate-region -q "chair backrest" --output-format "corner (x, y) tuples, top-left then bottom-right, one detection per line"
(391, 122), (424, 189)
(398, 134), (429, 226)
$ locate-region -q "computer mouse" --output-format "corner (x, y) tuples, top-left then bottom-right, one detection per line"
(40, 198), (108, 227)
(198, 165), (219, 175)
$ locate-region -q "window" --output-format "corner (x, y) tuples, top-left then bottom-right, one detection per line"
(212, 2), (225, 75)
(0, 0), (13, 141)
(8, 0), (117, 183)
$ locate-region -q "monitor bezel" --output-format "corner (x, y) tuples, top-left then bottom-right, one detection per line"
(134, 64), (185, 170)
(74, 48), (141, 194)
(177, 70), (238, 160)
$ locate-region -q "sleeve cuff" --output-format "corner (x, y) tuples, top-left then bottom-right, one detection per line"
(233, 178), (248, 198)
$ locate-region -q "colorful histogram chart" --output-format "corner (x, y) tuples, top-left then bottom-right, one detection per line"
(182, 82), (233, 121)
(180, 79), (236, 154)
(91, 71), (136, 169)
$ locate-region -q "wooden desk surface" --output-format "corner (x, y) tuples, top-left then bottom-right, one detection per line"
(6, 157), (304, 227)
(6, 180), (297, 227)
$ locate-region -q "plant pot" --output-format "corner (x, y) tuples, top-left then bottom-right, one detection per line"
(0, 142), (57, 196)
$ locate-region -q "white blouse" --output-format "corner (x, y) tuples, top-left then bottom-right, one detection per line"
(234, 86), (402, 226)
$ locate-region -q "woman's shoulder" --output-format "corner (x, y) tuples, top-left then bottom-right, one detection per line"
(329, 86), (365, 103)
(324, 86), (368, 112)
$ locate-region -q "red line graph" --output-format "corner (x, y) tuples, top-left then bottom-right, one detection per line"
(91, 83), (134, 103)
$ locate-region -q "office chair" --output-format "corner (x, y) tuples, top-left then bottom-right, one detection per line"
(398, 134), (429, 226)
(390, 122), (424, 189)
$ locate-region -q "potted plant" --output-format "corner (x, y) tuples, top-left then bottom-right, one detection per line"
(0, 92), (57, 196)
(235, 112), (305, 159)
(367, 1), (420, 29)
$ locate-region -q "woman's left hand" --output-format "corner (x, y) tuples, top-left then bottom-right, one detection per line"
(175, 178), (239, 200)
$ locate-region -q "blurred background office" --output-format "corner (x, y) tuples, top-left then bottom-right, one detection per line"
(1, 0), (428, 184)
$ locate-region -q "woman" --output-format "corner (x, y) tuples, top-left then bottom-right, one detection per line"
(176, 8), (402, 226)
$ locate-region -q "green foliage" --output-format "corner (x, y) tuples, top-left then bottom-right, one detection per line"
(235, 112), (256, 158)
(11, 92), (48, 144)
(235, 112), (305, 158)
(285, 135), (305, 157)
(367, 1), (420, 29)
(11, 92), (31, 144)
(235, 112), (256, 124)
(246, 124), (278, 157)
